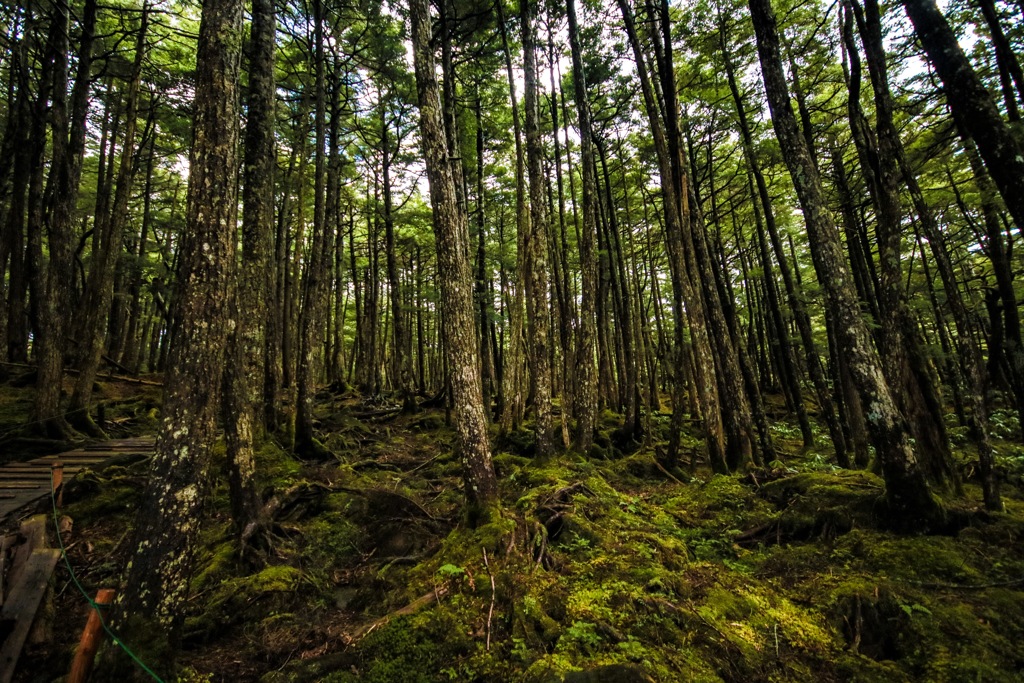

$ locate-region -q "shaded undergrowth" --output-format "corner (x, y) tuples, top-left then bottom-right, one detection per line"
(13, 386), (1024, 682)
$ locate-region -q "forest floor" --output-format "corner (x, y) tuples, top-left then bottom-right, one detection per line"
(4, 371), (1024, 682)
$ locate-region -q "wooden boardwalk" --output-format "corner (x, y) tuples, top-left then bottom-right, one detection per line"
(0, 436), (154, 682)
(0, 437), (155, 524)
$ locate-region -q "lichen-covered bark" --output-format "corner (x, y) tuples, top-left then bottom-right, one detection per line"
(114, 0), (242, 656)
(32, 0), (96, 438)
(844, 0), (956, 489)
(749, 0), (937, 523)
(410, 0), (498, 515)
(382, 103), (416, 412)
(853, 0), (1000, 508)
(685, 179), (757, 471)
(223, 0), (276, 535)
(520, 0), (554, 458)
(567, 0), (598, 454)
(295, 0), (332, 457)
(495, 0), (527, 434)
(617, 0), (727, 473)
(67, 5), (149, 436)
(721, 25), (843, 460)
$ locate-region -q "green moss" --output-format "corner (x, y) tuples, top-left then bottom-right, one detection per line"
(350, 612), (476, 682)
(758, 471), (885, 540)
(190, 540), (237, 593)
(250, 565), (303, 592)
(53, 380), (1024, 682)
(65, 478), (142, 522)
(185, 564), (305, 640)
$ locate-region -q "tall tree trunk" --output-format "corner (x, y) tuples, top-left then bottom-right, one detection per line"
(749, 0), (938, 524)
(617, 0), (728, 473)
(223, 0), (276, 540)
(112, 0), (242, 663)
(595, 136), (641, 441)
(0, 10), (35, 364)
(567, 0), (598, 454)
(474, 93), (495, 413)
(846, 0), (957, 489)
(32, 0), (96, 438)
(121, 131), (157, 372)
(900, 0), (1024, 231)
(497, 0), (528, 433)
(719, 19), (847, 460)
(382, 97), (415, 412)
(67, 4), (149, 436)
(411, 0), (498, 519)
(295, 0), (332, 458)
(520, 0), (554, 458)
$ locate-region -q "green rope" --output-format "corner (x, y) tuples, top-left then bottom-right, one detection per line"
(50, 469), (166, 682)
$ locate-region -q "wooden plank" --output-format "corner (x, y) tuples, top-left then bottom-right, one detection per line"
(0, 549), (61, 683)
(6, 517), (46, 594)
(0, 535), (16, 608)
(0, 503), (44, 523)
(28, 456), (109, 462)
(0, 466), (83, 479)
(3, 464), (86, 471)
(0, 498), (43, 517)
(52, 450), (129, 456)
(0, 472), (56, 479)
(0, 438), (154, 524)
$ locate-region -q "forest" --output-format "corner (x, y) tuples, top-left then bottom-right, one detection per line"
(1, 0), (1024, 679)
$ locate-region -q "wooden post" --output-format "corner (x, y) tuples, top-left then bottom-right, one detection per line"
(50, 463), (63, 507)
(67, 588), (116, 683)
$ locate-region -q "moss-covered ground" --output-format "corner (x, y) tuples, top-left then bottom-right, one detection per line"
(9, 381), (1024, 682)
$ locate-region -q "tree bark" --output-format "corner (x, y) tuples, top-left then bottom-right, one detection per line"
(295, 0), (333, 458)
(900, 0), (1024, 232)
(496, 0), (527, 433)
(749, 0), (938, 523)
(223, 0), (276, 538)
(67, 3), (149, 436)
(520, 0), (554, 458)
(617, 0), (728, 473)
(846, 0), (957, 489)
(410, 0), (498, 519)
(32, 0), (96, 438)
(113, 0), (242, 664)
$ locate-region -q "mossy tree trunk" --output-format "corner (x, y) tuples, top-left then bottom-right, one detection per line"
(67, 3), (149, 438)
(899, 0), (1024, 434)
(496, 0), (528, 435)
(841, 0), (957, 490)
(854, 0), (1001, 507)
(617, 0), (728, 473)
(520, 0), (554, 459)
(719, 17), (844, 460)
(380, 90), (416, 413)
(748, 0), (938, 524)
(566, 0), (599, 454)
(223, 0), (276, 538)
(295, 0), (333, 458)
(32, 0), (96, 439)
(113, 0), (242, 665)
(410, 0), (498, 519)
